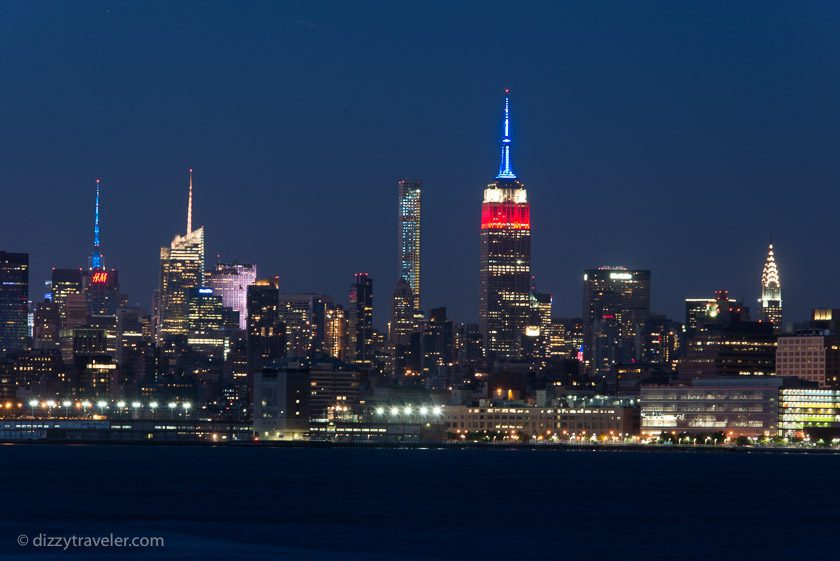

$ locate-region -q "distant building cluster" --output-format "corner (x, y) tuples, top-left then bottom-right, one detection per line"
(0, 91), (837, 444)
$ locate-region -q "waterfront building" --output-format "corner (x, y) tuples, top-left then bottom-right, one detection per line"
(445, 404), (639, 440)
(479, 90), (532, 364)
(640, 378), (784, 437)
(779, 388), (840, 438)
(308, 356), (362, 422)
(252, 360), (310, 440)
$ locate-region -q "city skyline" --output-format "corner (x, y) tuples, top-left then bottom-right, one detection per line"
(3, 2), (838, 327)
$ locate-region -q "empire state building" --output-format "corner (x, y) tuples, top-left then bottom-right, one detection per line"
(479, 90), (532, 363)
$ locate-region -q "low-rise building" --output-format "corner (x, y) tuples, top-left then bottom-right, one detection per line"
(444, 403), (639, 439)
(640, 378), (783, 437)
(779, 388), (840, 439)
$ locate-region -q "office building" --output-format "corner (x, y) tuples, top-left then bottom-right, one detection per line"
(389, 277), (417, 347)
(278, 293), (332, 358)
(479, 90), (531, 364)
(206, 262), (256, 330)
(252, 360), (310, 440)
(776, 332), (840, 388)
(779, 388), (840, 438)
(679, 304), (776, 380)
(685, 290), (738, 338)
(33, 299), (60, 350)
(0, 251), (29, 354)
(159, 170), (205, 342)
(323, 303), (347, 361)
(348, 273), (374, 364)
(640, 378), (784, 438)
(50, 268), (85, 327)
(246, 278), (286, 377)
(583, 267), (651, 375)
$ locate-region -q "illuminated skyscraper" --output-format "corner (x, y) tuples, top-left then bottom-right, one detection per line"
(158, 169), (205, 342)
(583, 267), (651, 376)
(323, 303), (348, 361)
(89, 179), (105, 270)
(246, 278), (285, 376)
(0, 251), (29, 354)
(278, 293), (332, 357)
(760, 243), (782, 333)
(84, 179), (120, 355)
(390, 278), (416, 347)
(479, 89), (531, 363)
(348, 273), (374, 364)
(51, 268), (84, 327)
(397, 179), (422, 310)
(206, 262), (257, 330)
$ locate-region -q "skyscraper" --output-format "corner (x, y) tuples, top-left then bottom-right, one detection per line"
(479, 89), (531, 364)
(89, 178), (105, 270)
(389, 277), (416, 347)
(348, 273), (373, 364)
(158, 169), (205, 342)
(84, 179), (120, 356)
(397, 179), (422, 311)
(51, 268), (84, 327)
(582, 267), (651, 375)
(246, 278), (286, 376)
(278, 293), (332, 357)
(760, 243), (782, 332)
(206, 262), (257, 330)
(0, 251), (29, 354)
(323, 303), (348, 361)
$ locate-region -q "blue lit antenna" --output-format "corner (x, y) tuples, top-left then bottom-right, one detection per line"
(89, 178), (104, 270)
(496, 88), (517, 179)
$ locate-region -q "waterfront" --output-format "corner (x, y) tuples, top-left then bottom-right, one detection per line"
(0, 446), (837, 560)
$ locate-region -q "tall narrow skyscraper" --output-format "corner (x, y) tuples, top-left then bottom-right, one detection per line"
(0, 251), (29, 354)
(85, 178), (120, 330)
(760, 242), (782, 332)
(158, 169), (205, 342)
(397, 179), (422, 311)
(479, 89), (531, 363)
(348, 273), (374, 365)
(89, 179), (104, 270)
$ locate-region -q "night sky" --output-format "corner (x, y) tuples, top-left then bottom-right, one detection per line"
(2, 1), (839, 328)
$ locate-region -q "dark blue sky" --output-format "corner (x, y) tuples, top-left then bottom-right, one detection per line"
(2, 1), (839, 327)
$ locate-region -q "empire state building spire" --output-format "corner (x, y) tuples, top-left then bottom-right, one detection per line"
(186, 168), (193, 235)
(496, 88), (516, 180)
(89, 178), (104, 270)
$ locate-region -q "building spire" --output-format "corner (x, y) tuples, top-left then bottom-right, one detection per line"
(89, 178), (104, 270)
(496, 88), (516, 180)
(187, 168), (193, 235)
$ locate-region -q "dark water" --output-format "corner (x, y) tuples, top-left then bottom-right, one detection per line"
(1, 445), (836, 560)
